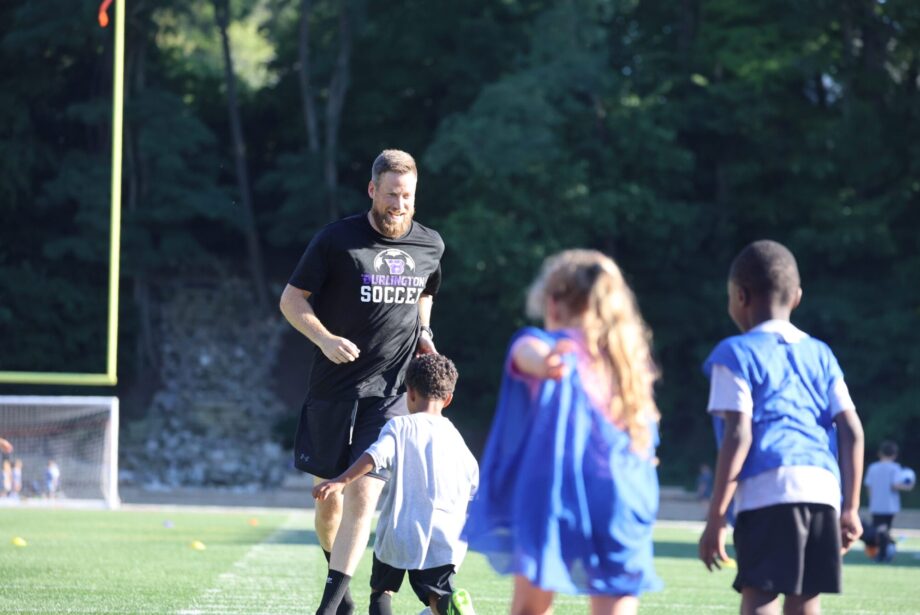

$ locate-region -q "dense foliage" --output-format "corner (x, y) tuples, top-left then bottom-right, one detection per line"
(2, 0), (918, 483)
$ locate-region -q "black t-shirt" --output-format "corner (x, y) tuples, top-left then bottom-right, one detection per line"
(288, 213), (444, 400)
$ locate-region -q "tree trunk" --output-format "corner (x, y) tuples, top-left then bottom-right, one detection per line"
(678, 0), (699, 64)
(297, 0), (320, 153)
(125, 14), (159, 378)
(323, 0), (352, 221)
(856, 0), (890, 76)
(214, 0), (270, 313)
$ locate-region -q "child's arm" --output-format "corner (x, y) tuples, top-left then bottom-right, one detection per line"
(834, 409), (864, 552)
(699, 411), (752, 571)
(312, 453), (376, 501)
(510, 336), (577, 380)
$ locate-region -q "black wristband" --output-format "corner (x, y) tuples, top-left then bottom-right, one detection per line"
(420, 325), (434, 340)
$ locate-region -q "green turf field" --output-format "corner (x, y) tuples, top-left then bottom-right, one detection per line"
(1, 508), (918, 614)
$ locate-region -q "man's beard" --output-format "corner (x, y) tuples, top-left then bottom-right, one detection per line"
(371, 207), (413, 238)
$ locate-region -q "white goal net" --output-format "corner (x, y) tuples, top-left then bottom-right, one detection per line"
(0, 396), (119, 508)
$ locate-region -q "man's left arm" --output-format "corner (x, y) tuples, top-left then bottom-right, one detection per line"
(417, 294), (436, 355)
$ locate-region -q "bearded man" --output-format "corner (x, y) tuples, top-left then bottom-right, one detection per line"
(280, 149), (444, 615)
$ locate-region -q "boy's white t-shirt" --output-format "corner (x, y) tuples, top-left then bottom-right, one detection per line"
(707, 320), (856, 513)
(365, 412), (479, 570)
(864, 460), (902, 515)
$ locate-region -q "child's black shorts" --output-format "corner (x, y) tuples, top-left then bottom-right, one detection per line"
(370, 554), (456, 606)
(733, 503), (841, 595)
(293, 394), (407, 480)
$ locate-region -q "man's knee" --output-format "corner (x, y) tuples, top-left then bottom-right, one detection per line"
(342, 476), (385, 518)
(313, 488), (344, 551)
(315, 479), (344, 521)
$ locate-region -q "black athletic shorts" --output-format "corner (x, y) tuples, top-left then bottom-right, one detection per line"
(733, 503), (842, 595)
(370, 553), (456, 606)
(293, 394), (407, 480)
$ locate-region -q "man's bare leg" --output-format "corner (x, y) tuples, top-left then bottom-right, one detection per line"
(329, 474), (386, 574)
(313, 475), (354, 615)
(313, 475), (344, 551)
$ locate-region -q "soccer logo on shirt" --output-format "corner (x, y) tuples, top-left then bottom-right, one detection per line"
(361, 248), (428, 304)
(374, 248), (416, 275)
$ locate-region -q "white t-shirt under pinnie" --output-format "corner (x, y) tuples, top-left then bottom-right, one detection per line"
(365, 412), (479, 570)
(707, 320), (856, 513)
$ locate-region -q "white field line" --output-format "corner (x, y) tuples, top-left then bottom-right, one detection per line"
(177, 511), (321, 615)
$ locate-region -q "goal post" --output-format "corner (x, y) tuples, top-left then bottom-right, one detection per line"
(0, 396), (119, 509)
(0, 0), (125, 387)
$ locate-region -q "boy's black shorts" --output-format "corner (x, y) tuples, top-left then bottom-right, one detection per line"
(293, 394), (407, 480)
(733, 503), (841, 595)
(370, 554), (456, 606)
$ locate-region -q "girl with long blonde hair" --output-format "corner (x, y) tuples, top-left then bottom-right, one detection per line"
(463, 249), (662, 615)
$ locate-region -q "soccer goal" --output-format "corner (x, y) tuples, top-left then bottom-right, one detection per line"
(0, 396), (119, 509)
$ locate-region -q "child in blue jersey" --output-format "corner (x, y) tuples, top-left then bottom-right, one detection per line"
(699, 240), (865, 615)
(464, 249), (662, 615)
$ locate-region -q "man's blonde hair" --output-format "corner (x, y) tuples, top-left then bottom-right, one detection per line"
(371, 149), (417, 185)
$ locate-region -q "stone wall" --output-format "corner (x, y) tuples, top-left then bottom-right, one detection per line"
(120, 279), (291, 490)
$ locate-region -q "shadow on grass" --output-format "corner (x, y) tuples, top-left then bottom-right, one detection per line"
(264, 529), (380, 548)
(266, 529), (322, 546)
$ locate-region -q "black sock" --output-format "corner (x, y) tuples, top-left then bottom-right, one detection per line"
(368, 591), (393, 615)
(315, 569), (352, 615)
(322, 550), (355, 615)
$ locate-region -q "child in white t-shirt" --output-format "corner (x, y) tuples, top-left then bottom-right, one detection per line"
(864, 441), (914, 561)
(314, 354), (479, 615)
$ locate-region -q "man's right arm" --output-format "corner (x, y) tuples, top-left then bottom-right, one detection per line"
(279, 284), (360, 364)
